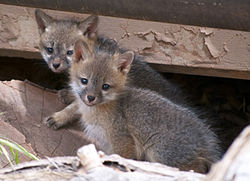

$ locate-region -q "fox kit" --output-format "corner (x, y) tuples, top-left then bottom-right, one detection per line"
(70, 40), (221, 173)
(35, 9), (97, 73)
(35, 10), (189, 129)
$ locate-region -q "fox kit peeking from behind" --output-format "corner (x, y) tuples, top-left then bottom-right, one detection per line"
(70, 40), (221, 173)
(35, 9), (98, 73)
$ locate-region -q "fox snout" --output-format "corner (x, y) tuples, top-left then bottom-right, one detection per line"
(52, 62), (60, 69)
(81, 93), (98, 106)
(49, 58), (69, 73)
(87, 95), (96, 102)
(48, 58), (61, 72)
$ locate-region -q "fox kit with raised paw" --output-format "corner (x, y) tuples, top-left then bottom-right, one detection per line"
(35, 10), (98, 127)
(70, 40), (221, 173)
(35, 10), (187, 130)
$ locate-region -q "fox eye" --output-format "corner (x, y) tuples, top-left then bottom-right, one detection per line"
(67, 50), (74, 56)
(102, 84), (110, 91)
(80, 78), (88, 85)
(46, 47), (53, 54)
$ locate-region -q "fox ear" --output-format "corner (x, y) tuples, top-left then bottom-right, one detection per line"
(115, 51), (134, 75)
(35, 9), (53, 34)
(78, 15), (99, 39)
(73, 40), (90, 62)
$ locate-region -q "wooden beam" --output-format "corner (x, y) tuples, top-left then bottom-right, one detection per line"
(1, 0), (250, 31)
(0, 4), (250, 80)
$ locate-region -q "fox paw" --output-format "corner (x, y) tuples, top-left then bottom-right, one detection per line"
(44, 116), (64, 130)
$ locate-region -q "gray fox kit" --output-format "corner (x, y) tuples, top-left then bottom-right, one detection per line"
(35, 9), (97, 73)
(35, 10), (189, 129)
(70, 40), (221, 173)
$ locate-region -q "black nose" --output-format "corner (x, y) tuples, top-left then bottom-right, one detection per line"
(87, 95), (96, 102)
(53, 63), (60, 69)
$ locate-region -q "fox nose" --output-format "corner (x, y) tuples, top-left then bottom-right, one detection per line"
(87, 95), (96, 103)
(53, 63), (60, 69)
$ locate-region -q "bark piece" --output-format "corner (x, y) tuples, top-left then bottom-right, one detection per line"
(0, 80), (90, 168)
(0, 119), (36, 168)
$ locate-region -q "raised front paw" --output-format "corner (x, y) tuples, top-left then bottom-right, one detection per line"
(44, 114), (65, 130)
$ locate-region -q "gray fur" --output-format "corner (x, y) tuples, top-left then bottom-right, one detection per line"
(71, 47), (221, 173)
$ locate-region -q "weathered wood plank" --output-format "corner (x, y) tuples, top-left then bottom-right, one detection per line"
(0, 4), (250, 80)
(1, 0), (250, 31)
(0, 80), (89, 167)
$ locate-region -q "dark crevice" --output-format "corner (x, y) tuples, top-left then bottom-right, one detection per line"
(0, 57), (69, 90)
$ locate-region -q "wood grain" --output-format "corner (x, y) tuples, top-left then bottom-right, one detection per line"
(1, 0), (250, 31)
